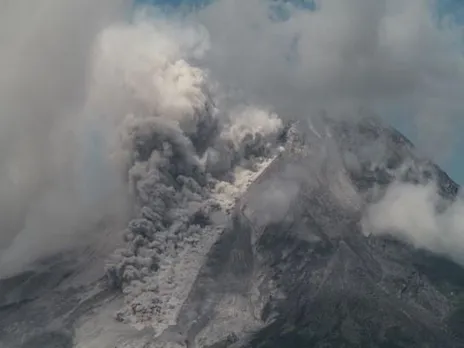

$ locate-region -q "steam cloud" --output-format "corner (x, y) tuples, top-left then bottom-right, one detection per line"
(363, 182), (464, 266)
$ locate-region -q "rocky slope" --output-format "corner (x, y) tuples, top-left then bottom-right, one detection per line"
(158, 117), (464, 348)
(1, 116), (464, 348)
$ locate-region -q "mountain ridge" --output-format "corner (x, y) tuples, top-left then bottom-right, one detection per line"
(178, 118), (464, 348)
(1, 117), (464, 348)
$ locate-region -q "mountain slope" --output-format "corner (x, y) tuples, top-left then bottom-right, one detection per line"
(168, 118), (464, 348)
(1, 116), (464, 348)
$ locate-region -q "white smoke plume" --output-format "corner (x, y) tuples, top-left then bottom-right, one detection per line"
(363, 182), (464, 266)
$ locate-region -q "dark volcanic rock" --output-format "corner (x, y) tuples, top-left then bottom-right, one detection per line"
(179, 118), (464, 348)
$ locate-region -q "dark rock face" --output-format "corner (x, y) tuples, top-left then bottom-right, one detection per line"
(20, 331), (73, 348)
(330, 117), (459, 200)
(185, 118), (464, 348)
(242, 189), (455, 347)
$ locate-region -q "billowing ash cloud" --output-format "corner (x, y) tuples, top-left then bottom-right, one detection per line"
(90, 19), (285, 327)
(0, 0), (286, 280)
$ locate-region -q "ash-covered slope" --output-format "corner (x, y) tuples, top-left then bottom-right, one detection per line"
(1, 115), (464, 348)
(236, 122), (463, 348)
(163, 118), (464, 348)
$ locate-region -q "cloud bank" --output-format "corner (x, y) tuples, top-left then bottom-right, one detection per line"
(0, 0), (130, 276)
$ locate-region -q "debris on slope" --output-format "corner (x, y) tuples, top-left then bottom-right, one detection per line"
(98, 26), (286, 330)
(105, 115), (283, 332)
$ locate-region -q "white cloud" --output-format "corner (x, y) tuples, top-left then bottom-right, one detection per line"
(363, 182), (464, 266)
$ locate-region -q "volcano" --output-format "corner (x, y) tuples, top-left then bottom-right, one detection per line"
(1, 116), (464, 348)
